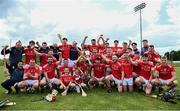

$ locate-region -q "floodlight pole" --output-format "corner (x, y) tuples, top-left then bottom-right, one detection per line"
(140, 9), (142, 52)
(134, 3), (146, 52)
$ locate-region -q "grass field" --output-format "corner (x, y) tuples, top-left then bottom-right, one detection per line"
(0, 66), (180, 110)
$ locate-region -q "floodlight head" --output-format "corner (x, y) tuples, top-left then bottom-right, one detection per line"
(134, 3), (146, 12)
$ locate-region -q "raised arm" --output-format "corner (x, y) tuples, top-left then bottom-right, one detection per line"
(154, 54), (161, 64)
(76, 54), (84, 63)
(75, 46), (82, 55)
(101, 54), (110, 63)
(57, 33), (63, 44)
(81, 36), (88, 49)
(36, 42), (41, 48)
(97, 35), (106, 46)
(105, 38), (109, 43)
(1, 45), (10, 55)
(129, 57), (138, 66)
(33, 48), (42, 56)
(128, 40), (132, 48)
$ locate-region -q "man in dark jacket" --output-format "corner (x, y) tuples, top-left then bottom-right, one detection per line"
(36, 42), (49, 54)
(50, 43), (61, 61)
(141, 39), (149, 55)
(1, 41), (24, 69)
(1, 61), (24, 94)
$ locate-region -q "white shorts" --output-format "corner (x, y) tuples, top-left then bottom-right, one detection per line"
(25, 80), (38, 86)
(123, 78), (133, 86)
(132, 72), (139, 77)
(95, 77), (104, 81)
(49, 78), (59, 84)
(139, 76), (148, 85)
(106, 67), (112, 72)
(159, 79), (170, 85)
(60, 59), (75, 67)
(111, 75), (122, 85)
(75, 85), (80, 93)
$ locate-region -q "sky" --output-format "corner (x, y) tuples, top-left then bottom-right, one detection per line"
(0, 0), (180, 57)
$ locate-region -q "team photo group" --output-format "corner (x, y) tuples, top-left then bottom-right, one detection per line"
(1, 34), (178, 97)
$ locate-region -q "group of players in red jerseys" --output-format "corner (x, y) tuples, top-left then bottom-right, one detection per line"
(1, 34), (178, 95)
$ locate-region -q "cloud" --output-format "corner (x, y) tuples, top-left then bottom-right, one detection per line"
(0, 0), (179, 57)
(30, 0), (138, 31)
(0, 0), (18, 18)
(166, 0), (180, 24)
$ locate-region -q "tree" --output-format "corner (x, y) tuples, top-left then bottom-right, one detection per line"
(164, 50), (180, 61)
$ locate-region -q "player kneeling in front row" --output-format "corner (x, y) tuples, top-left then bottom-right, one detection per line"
(17, 59), (40, 93)
(120, 52), (134, 92)
(88, 58), (106, 89)
(40, 56), (60, 91)
(73, 68), (87, 94)
(102, 54), (124, 93)
(1, 60), (24, 94)
(132, 54), (154, 95)
(151, 56), (178, 91)
(59, 68), (76, 96)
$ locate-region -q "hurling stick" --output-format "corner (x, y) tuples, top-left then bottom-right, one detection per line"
(75, 68), (87, 96)
(0, 99), (9, 108)
(5, 102), (16, 106)
(75, 82), (87, 97)
(61, 83), (71, 96)
(43, 72), (51, 88)
(2, 46), (9, 76)
(79, 85), (87, 97)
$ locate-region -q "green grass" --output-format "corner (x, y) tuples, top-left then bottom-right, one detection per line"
(173, 63), (180, 67)
(0, 66), (180, 110)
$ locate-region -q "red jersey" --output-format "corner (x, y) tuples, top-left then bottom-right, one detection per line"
(24, 66), (40, 80)
(59, 74), (73, 86)
(111, 46), (122, 55)
(132, 57), (141, 74)
(120, 59), (133, 78)
(105, 54), (112, 60)
(117, 48), (127, 57)
(103, 54), (112, 65)
(129, 53), (135, 59)
(58, 66), (73, 75)
(92, 63), (105, 78)
(59, 44), (72, 59)
(155, 65), (175, 80)
(138, 61), (154, 80)
(42, 63), (57, 79)
(109, 61), (123, 80)
(90, 53), (102, 63)
(73, 74), (83, 84)
(40, 54), (57, 67)
(24, 48), (37, 64)
(144, 51), (160, 65)
(99, 45), (106, 53)
(76, 62), (88, 73)
(87, 45), (100, 53)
